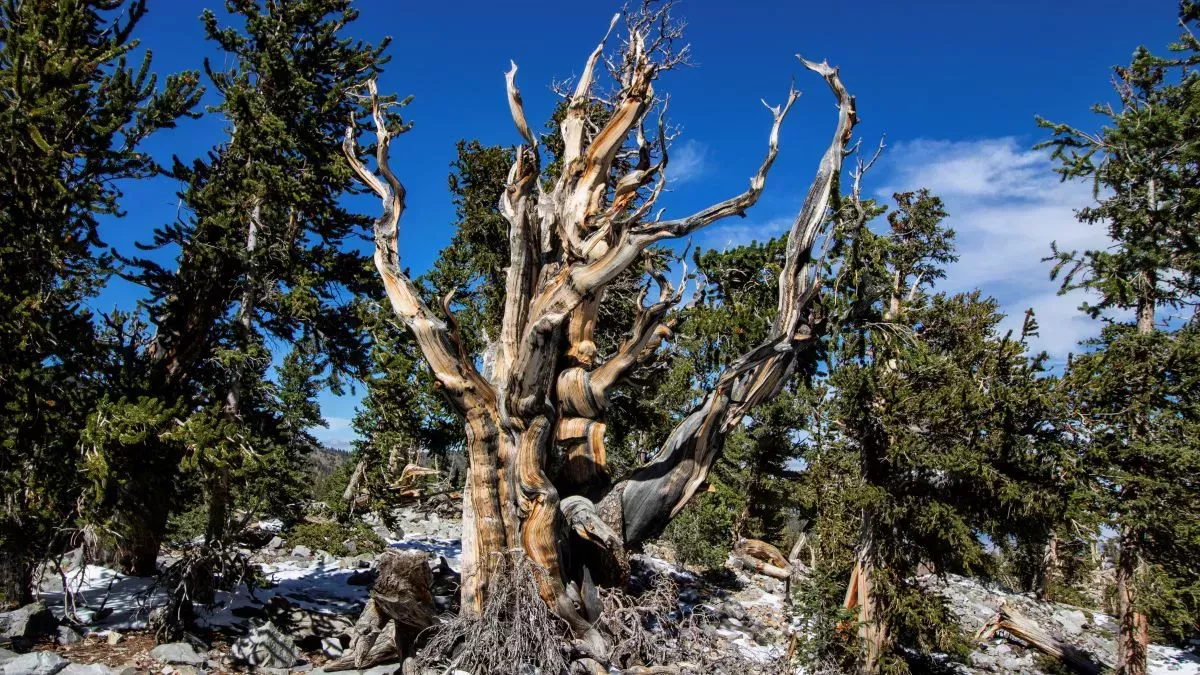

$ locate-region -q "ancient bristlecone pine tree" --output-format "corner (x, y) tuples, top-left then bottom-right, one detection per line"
(342, 8), (857, 650)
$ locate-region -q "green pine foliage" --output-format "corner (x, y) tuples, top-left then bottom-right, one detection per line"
(1062, 325), (1200, 643)
(1039, 3), (1200, 660)
(0, 0), (201, 604)
(796, 190), (1067, 672)
(65, 1), (396, 584)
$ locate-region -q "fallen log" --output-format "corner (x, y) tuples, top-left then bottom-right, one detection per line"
(728, 538), (794, 580)
(974, 602), (1106, 675)
(324, 549), (434, 671)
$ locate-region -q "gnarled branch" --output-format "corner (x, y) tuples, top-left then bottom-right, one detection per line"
(612, 58), (858, 546)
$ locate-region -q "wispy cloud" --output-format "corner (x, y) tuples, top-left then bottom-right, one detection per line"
(879, 137), (1113, 360)
(668, 139), (710, 186)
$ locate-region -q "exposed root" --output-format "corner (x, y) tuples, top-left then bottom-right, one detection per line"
(417, 553), (781, 674)
(597, 569), (781, 674)
(415, 551), (572, 674)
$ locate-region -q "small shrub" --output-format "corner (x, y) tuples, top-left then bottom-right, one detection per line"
(165, 504), (208, 546)
(285, 520), (385, 557)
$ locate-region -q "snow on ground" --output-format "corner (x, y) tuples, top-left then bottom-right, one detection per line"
(925, 573), (1200, 674)
(37, 534), (463, 635)
(32, 524), (1200, 675)
(40, 565), (158, 630)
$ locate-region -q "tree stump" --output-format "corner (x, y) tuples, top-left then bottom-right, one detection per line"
(325, 549), (434, 671)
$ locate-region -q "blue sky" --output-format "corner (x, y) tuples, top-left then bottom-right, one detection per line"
(95, 0), (1180, 449)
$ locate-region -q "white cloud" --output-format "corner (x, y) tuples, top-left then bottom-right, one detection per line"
(668, 139), (710, 186)
(879, 137), (1113, 360)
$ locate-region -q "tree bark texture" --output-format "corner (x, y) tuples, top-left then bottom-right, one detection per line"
(844, 518), (888, 674)
(0, 555), (33, 609)
(326, 549), (434, 671)
(342, 8), (859, 652)
(1114, 530), (1149, 675)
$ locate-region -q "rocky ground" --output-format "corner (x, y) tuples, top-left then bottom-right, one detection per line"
(3, 508), (1198, 675)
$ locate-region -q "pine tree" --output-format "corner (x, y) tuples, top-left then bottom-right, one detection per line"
(807, 189), (1064, 673)
(1039, 5), (1200, 670)
(0, 0), (201, 605)
(94, 0), (390, 574)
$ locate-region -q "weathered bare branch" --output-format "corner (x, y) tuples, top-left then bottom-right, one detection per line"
(632, 86), (799, 243)
(561, 13), (622, 168)
(612, 59), (858, 546)
(505, 61), (536, 149)
(343, 80), (509, 616)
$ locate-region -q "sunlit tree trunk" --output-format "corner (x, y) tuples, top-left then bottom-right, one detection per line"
(342, 6), (858, 658)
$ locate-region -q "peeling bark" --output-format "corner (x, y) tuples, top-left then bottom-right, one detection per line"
(342, 8), (860, 655)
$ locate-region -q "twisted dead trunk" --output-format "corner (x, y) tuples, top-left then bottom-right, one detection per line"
(342, 8), (858, 661)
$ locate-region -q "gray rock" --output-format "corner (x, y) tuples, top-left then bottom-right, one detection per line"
(292, 545), (312, 559)
(0, 651), (68, 675)
(0, 603), (57, 641)
(165, 667), (203, 675)
(62, 548), (85, 572)
(968, 652), (997, 670)
(105, 633), (122, 646)
(998, 653), (1035, 672)
(267, 536), (284, 550)
(0, 650), (18, 665)
(60, 665), (115, 675)
(56, 626), (84, 646)
(112, 665), (141, 675)
(148, 643), (205, 666)
(230, 622), (299, 669)
(341, 539), (358, 555)
(319, 637), (343, 659)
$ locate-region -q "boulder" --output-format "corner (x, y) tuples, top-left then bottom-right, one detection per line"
(230, 622), (299, 670)
(56, 626), (84, 646)
(148, 643), (205, 666)
(0, 650), (18, 665)
(0, 603), (57, 641)
(0, 651), (68, 675)
(319, 637), (343, 659)
(291, 545), (312, 559)
(105, 633), (122, 646)
(267, 536), (284, 550)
